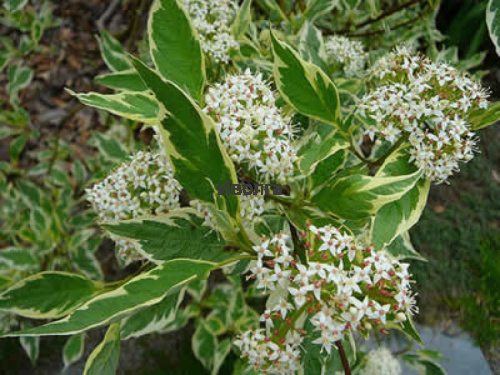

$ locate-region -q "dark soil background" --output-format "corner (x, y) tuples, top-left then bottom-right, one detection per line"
(0, 0), (499, 374)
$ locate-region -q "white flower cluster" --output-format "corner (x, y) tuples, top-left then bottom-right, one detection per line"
(359, 46), (489, 183)
(324, 35), (367, 76)
(363, 347), (401, 375)
(87, 151), (182, 260)
(235, 225), (417, 374)
(205, 70), (298, 183)
(181, 0), (239, 64)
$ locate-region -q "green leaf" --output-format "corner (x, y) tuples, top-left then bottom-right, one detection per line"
(192, 320), (217, 370)
(71, 246), (103, 280)
(120, 290), (184, 340)
(297, 123), (349, 175)
(231, 0), (252, 40)
(371, 148), (430, 249)
(3, 260), (214, 336)
(97, 31), (132, 72)
(4, 0), (28, 12)
(104, 210), (231, 264)
(91, 133), (129, 162)
(0, 272), (101, 319)
(212, 339), (231, 375)
(149, 0), (205, 100)
(7, 62), (33, 103)
(386, 232), (426, 261)
(393, 314), (424, 345)
(304, 0), (337, 21)
(130, 56), (240, 218)
(69, 90), (159, 124)
(271, 31), (341, 127)
(312, 169), (422, 220)
(487, 0), (500, 56)
(63, 333), (86, 368)
(16, 179), (40, 206)
(469, 101), (500, 130)
(95, 70), (147, 92)
(83, 323), (121, 375)
(0, 248), (38, 271)
(20, 323), (39, 365)
(72, 159), (87, 186)
(10, 133), (30, 164)
(402, 354), (448, 375)
(299, 21), (327, 70)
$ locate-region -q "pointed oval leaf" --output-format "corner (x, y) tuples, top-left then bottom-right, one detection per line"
(2, 260), (214, 336)
(83, 323), (120, 375)
(149, 0), (205, 100)
(271, 31), (341, 127)
(0, 272), (101, 319)
(130, 57), (240, 218)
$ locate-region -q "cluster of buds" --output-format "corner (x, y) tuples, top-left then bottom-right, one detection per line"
(324, 35), (368, 76)
(358, 46), (489, 183)
(86, 151), (181, 260)
(204, 70), (298, 183)
(234, 224), (417, 374)
(181, 0), (239, 64)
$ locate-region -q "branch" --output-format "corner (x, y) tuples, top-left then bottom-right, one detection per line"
(336, 341), (352, 375)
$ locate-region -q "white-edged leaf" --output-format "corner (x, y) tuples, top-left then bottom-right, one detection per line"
(63, 333), (86, 368)
(149, 0), (205, 100)
(2, 260), (214, 336)
(130, 56), (240, 218)
(487, 0), (500, 56)
(83, 323), (120, 375)
(120, 289), (185, 340)
(104, 209), (232, 265)
(0, 272), (101, 319)
(97, 31), (132, 72)
(469, 101), (500, 130)
(95, 70), (147, 92)
(212, 339), (231, 375)
(0, 247), (38, 272)
(231, 0), (252, 40)
(192, 319), (217, 369)
(69, 90), (159, 124)
(20, 328), (39, 366)
(271, 31), (341, 127)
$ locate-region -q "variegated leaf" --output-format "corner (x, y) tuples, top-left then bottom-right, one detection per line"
(469, 101), (500, 130)
(63, 333), (86, 368)
(312, 168), (422, 220)
(386, 232), (426, 261)
(20, 322), (39, 365)
(371, 148), (430, 249)
(95, 70), (146, 92)
(231, 0), (252, 39)
(68, 90), (159, 124)
(192, 319), (217, 370)
(212, 339), (231, 375)
(297, 122), (349, 176)
(120, 289), (184, 340)
(104, 210), (231, 265)
(0, 272), (101, 319)
(299, 21), (327, 71)
(149, 0), (205, 100)
(304, 0), (337, 21)
(0, 247), (38, 272)
(487, 0), (500, 56)
(97, 31), (132, 72)
(2, 260), (214, 336)
(271, 31), (341, 127)
(130, 57), (240, 218)
(83, 323), (120, 375)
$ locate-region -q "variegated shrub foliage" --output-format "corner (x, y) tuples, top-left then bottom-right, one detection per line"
(1, 0), (499, 374)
